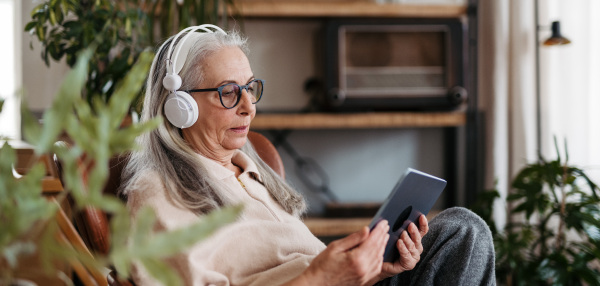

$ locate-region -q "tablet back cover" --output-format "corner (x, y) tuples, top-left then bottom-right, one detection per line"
(369, 168), (446, 262)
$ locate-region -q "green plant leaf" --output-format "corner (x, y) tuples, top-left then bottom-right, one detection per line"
(2, 241), (36, 269)
(49, 8), (57, 25)
(141, 205), (242, 257)
(30, 48), (93, 154)
(30, 3), (45, 18)
(580, 214), (600, 242)
(571, 167), (600, 199)
(24, 21), (37, 32)
(0, 143), (58, 270)
(107, 50), (153, 129)
(140, 257), (182, 286)
(110, 204), (243, 283)
(492, 143), (600, 285)
(108, 208), (131, 277)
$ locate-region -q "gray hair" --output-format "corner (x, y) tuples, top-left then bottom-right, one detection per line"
(120, 29), (306, 217)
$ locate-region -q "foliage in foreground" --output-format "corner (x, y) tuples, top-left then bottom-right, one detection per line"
(0, 48), (241, 285)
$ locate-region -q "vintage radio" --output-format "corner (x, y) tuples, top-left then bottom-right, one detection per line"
(322, 18), (467, 111)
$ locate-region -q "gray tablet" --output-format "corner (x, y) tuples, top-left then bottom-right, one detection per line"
(369, 168), (446, 262)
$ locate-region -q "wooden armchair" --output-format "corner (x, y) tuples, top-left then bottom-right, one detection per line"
(64, 131), (284, 285)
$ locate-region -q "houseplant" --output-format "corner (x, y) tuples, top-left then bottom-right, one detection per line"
(472, 140), (600, 286)
(0, 48), (240, 285)
(24, 0), (238, 113)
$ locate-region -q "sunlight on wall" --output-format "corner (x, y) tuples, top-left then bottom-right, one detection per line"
(543, 0), (600, 183)
(0, 0), (19, 140)
(587, 1), (600, 183)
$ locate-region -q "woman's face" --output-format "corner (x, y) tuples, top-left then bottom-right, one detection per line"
(181, 46), (256, 160)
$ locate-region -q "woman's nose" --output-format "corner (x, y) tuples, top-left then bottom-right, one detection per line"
(237, 89), (255, 114)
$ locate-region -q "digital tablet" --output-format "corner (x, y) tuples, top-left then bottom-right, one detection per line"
(369, 168), (446, 262)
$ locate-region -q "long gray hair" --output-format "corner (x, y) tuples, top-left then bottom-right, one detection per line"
(120, 28), (306, 217)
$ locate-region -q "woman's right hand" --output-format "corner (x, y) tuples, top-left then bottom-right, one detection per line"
(288, 220), (390, 286)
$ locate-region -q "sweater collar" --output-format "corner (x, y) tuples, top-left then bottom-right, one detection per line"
(196, 150), (262, 182)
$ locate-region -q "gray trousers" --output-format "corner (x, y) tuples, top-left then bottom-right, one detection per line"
(375, 207), (496, 286)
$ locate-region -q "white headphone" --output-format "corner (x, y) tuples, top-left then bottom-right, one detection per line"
(162, 24), (227, 128)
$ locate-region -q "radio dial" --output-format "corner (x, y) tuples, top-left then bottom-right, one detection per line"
(328, 88), (346, 106)
(447, 86), (468, 105)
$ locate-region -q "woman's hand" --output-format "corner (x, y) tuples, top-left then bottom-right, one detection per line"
(291, 220), (390, 286)
(379, 215), (429, 279)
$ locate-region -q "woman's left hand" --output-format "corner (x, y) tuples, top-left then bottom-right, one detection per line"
(379, 215), (429, 279)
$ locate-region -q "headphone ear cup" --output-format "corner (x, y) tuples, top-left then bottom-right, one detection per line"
(163, 91), (199, 129)
(163, 74), (182, 91)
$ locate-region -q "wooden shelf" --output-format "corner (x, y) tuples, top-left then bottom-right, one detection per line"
(304, 210), (441, 237)
(304, 217), (371, 237)
(250, 112), (466, 130)
(233, 0), (467, 18)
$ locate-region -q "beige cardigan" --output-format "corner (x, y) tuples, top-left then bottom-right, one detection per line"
(126, 150), (326, 286)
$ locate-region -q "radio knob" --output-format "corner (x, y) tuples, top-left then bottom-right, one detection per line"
(447, 86), (468, 105)
(328, 88), (346, 106)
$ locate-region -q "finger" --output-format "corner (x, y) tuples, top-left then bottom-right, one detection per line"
(347, 224), (389, 282)
(375, 225), (390, 257)
(418, 215), (429, 236)
(356, 220), (389, 252)
(407, 223), (423, 253)
(330, 226), (370, 252)
(373, 221), (390, 246)
(396, 233), (411, 259)
(374, 220), (389, 235)
(371, 230), (389, 269)
(379, 232), (389, 258)
(396, 234), (420, 272)
(401, 231), (419, 258)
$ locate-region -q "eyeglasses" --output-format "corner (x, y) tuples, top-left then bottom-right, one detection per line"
(186, 79), (264, 109)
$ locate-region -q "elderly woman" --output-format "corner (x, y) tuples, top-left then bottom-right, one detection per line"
(121, 24), (496, 286)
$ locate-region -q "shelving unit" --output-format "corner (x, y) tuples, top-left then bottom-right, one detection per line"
(251, 112), (466, 130)
(251, 111), (466, 237)
(234, 0), (481, 237)
(235, 0), (467, 18)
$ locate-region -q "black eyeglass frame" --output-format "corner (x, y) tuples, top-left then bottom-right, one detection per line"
(185, 79), (264, 109)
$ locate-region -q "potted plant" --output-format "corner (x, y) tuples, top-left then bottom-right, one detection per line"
(472, 140), (600, 285)
(0, 48), (240, 285)
(24, 0), (238, 113)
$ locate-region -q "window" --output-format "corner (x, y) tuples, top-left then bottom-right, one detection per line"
(0, 0), (19, 140)
(542, 0), (600, 182)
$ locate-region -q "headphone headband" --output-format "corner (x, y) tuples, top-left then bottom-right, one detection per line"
(165, 24), (227, 82)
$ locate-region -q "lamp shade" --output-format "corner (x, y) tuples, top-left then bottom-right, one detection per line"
(543, 21), (571, 46)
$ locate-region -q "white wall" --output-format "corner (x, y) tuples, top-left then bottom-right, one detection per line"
(245, 20), (318, 112)
(21, 0), (70, 113)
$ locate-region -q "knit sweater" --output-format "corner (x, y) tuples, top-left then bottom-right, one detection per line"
(125, 150), (326, 286)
